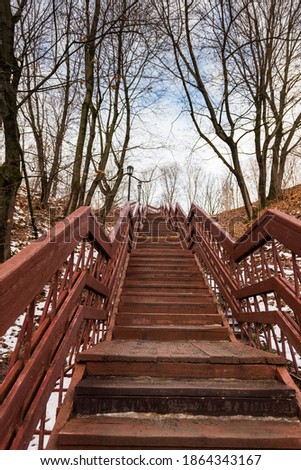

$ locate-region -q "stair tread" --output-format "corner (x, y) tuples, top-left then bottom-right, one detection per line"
(114, 325), (224, 330)
(77, 340), (286, 365)
(58, 414), (301, 449)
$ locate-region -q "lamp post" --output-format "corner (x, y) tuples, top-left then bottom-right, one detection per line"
(127, 165), (134, 201)
(137, 181), (142, 204)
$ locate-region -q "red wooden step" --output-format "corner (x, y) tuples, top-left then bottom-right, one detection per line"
(119, 291), (212, 302)
(118, 301), (217, 314)
(135, 244), (183, 249)
(128, 259), (197, 266)
(73, 376), (297, 417)
(122, 280), (207, 289)
(115, 312), (222, 326)
(131, 250), (191, 257)
(119, 294), (212, 302)
(121, 286), (208, 294)
(126, 266), (199, 273)
(58, 414), (301, 449)
(113, 325), (230, 341)
(124, 272), (202, 280)
(77, 340), (285, 379)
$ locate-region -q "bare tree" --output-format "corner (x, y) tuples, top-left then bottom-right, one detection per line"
(21, 0), (79, 208)
(224, 0), (301, 206)
(81, 0), (160, 220)
(0, 1), (27, 261)
(152, 0), (254, 218)
(160, 162), (181, 206)
(0, 0), (84, 260)
(184, 162), (224, 214)
(138, 167), (158, 207)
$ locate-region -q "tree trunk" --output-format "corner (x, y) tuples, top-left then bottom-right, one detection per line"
(98, 170), (124, 224)
(267, 156), (283, 201)
(258, 161), (267, 209)
(267, 127), (283, 201)
(230, 144), (253, 219)
(0, 114), (22, 261)
(65, 0), (100, 215)
(78, 105), (97, 207)
(0, 1), (23, 262)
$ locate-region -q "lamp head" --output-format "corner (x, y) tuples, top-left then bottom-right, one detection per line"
(127, 165), (134, 176)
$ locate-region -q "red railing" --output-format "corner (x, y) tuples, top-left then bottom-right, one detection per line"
(165, 203), (301, 380)
(0, 202), (144, 449)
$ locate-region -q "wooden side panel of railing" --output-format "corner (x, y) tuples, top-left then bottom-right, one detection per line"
(0, 202), (144, 449)
(170, 203), (301, 378)
(0, 207), (91, 337)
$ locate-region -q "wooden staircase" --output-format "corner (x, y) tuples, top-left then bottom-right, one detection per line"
(55, 212), (301, 450)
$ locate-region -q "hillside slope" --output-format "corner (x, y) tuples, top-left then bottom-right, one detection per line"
(216, 184), (301, 238)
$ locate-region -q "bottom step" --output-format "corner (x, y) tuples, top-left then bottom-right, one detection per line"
(58, 414), (301, 449)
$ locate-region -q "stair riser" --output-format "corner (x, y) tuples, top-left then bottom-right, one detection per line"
(113, 328), (228, 341)
(85, 362), (278, 380)
(73, 396), (297, 418)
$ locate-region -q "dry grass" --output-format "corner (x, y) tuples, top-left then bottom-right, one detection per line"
(216, 184), (301, 238)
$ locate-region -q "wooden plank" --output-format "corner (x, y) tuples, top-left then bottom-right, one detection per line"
(115, 313), (221, 326)
(78, 340), (211, 363)
(85, 274), (110, 298)
(119, 295), (213, 303)
(234, 310), (278, 324)
(118, 302), (216, 314)
(78, 306), (108, 321)
(86, 361), (277, 380)
(57, 415), (301, 449)
(113, 325), (228, 341)
(193, 341), (286, 365)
